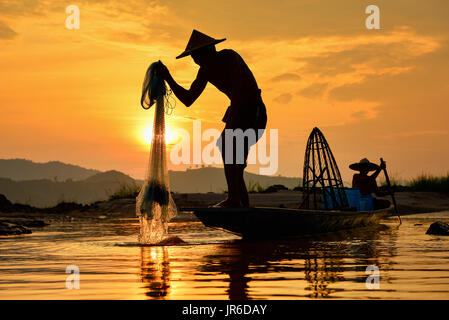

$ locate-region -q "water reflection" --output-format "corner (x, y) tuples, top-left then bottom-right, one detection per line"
(303, 248), (345, 298)
(199, 224), (398, 299)
(140, 246), (171, 299)
(3, 218), (448, 299)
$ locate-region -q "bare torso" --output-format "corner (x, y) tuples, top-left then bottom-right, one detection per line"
(352, 174), (378, 196)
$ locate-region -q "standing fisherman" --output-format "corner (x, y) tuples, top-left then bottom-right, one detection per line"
(156, 30), (267, 208)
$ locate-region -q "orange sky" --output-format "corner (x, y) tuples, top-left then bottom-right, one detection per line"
(1, 0), (448, 181)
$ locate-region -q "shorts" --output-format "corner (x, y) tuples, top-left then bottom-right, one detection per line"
(217, 92), (267, 168)
(216, 128), (266, 168)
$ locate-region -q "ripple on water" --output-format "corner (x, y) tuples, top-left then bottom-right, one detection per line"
(0, 217), (449, 299)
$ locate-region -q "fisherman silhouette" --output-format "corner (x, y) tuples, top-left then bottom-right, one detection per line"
(349, 158), (391, 210)
(155, 30), (267, 208)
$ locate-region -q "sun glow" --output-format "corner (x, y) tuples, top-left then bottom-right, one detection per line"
(142, 124), (180, 146)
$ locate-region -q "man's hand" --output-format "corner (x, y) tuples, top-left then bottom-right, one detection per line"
(155, 61), (170, 80)
(155, 65), (207, 108)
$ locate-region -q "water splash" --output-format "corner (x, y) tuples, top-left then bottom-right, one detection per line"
(137, 198), (177, 244)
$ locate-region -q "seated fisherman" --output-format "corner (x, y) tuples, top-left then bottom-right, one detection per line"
(349, 158), (391, 210)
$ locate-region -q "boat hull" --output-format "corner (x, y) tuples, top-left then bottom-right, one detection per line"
(182, 207), (392, 239)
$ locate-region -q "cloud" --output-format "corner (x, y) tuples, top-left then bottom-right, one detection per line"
(0, 21), (17, 39)
(230, 27), (441, 118)
(296, 39), (427, 80)
(0, 0), (189, 45)
(105, 31), (143, 43)
(232, 26), (443, 133)
(298, 83), (328, 98)
(0, 0), (47, 16)
(237, 26), (439, 74)
(273, 93), (292, 104)
(379, 130), (449, 140)
(350, 110), (368, 120)
(271, 73), (301, 82)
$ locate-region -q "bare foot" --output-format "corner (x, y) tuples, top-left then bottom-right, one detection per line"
(211, 199), (242, 208)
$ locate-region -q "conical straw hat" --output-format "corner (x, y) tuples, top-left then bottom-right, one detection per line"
(349, 158), (379, 172)
(176, 30), (226, 59)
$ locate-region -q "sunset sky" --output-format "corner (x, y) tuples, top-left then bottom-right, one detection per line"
(1, 0), (448, 181)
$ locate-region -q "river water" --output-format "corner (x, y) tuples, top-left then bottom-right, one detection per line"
(1, 212), (449, 299)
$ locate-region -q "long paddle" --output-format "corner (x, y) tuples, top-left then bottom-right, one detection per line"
(380, 158), (401, 224)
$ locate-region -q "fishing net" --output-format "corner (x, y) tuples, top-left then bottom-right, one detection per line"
(300, 127), (348, 210)
(136, 61), (177, 244)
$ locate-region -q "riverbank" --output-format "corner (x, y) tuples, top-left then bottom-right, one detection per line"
(1, 191), (449, 234)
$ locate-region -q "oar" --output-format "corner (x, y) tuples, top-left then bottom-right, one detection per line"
(380, 158), (401, 224)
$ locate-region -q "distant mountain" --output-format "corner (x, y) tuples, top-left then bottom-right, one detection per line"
(84, 170), (135, 184)
(0, 171), (138, 208)
(0, 159), (302, 207)
(169, 167), (301, 193)
(0, 159), (99, 181)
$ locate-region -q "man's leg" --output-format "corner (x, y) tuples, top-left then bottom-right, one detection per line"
(213, 132), (242, 207)
(229, 165), (243, 206)
(238, 166), (249, 207)
(238, 134), (252, 207)
(214, 164), (241, 207)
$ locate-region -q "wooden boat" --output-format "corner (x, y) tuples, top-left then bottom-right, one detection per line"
(180, 206), (392, 239)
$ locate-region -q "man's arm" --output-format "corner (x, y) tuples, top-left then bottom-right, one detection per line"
(157, 62), (207, 107)
(370, 161), (386, 180)
(370, 167), (382, 180)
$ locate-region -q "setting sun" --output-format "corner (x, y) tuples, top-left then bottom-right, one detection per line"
(142, 124), (180, 146)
